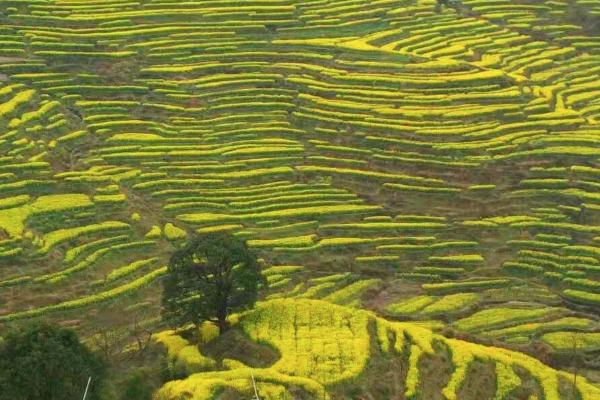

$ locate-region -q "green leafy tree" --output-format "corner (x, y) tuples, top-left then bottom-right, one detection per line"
(0, 323), (106, 400)
(161, 232), (263, 334)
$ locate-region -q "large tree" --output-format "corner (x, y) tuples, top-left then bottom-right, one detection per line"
(0, 323), (106, 400)
(161, 232), (263, 334)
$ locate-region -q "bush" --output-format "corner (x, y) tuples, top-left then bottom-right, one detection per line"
(0, 323), (106, 400)
(120, 367), (163, 400)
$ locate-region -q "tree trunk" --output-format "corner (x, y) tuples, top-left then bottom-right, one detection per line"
(217, 314), (229, 334)
(216, 300), (229, 334)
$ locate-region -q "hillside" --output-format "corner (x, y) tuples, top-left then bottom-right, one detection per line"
(0, 0), (600, 398)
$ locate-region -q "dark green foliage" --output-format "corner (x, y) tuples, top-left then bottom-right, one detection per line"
(119, 367), (163, 400)
(0, 323), (106, 400)
(161, 232), (263, 333)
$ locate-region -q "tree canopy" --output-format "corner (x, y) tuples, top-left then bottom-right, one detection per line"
(161, 232), (263, 333)
(0, 323), (106, 400)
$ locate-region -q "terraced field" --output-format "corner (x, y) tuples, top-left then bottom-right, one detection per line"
(1, 0), (600, 398)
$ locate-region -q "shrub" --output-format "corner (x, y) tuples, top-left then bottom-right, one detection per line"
(0, 323), (106, 400)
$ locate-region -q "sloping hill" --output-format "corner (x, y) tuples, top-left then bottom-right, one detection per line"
(156, 298), (600, 399)
(0, 0), (599, 397)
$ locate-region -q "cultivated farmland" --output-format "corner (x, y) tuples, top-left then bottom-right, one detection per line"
(0, 0), (600, 398)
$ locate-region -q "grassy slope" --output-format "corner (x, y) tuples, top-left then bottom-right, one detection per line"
(0, 0), (599, 398)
